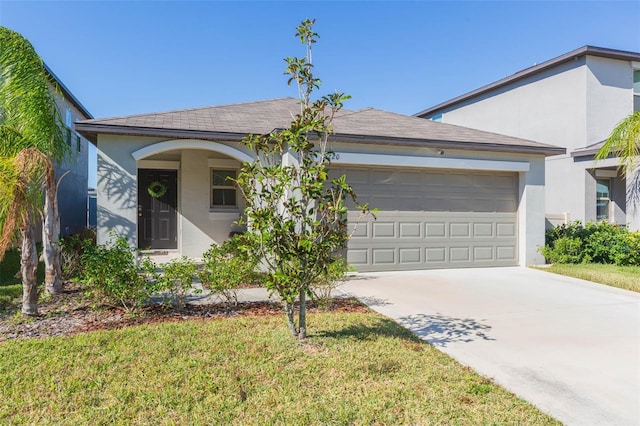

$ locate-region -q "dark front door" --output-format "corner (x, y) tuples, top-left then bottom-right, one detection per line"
(138, 169), (177, 250)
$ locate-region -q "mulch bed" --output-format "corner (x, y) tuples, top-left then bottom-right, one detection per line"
(0, 283), (367, 342)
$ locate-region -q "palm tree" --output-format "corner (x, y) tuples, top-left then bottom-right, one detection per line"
(0, 27), (68, 312)
(595, 111), (640, 205)
(0, 148), (49, 314)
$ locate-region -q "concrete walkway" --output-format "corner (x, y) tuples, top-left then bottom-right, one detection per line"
(341, 267), (640, 425)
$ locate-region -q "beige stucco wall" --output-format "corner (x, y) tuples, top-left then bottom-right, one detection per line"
(179, 150), (246, 257)
(97, 135), (253, 257)
(97, 135), (159, 246)
(98, 135), (547, 266)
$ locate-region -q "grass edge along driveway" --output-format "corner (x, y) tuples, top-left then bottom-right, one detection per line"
(533, 263), (640, 293)
(0, 310), (558, 425)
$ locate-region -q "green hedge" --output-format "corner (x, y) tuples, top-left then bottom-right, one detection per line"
(541, 221), (640, 266)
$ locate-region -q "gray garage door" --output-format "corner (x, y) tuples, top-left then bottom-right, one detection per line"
(335, 167), (518, 272)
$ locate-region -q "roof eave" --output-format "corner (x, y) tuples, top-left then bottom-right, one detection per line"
(44, 63), (93, 119)
(75, 123), (566, 156)
(74, 123), (249, 144)
(331, 133), (566, 156)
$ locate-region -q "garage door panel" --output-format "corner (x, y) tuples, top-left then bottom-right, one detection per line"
(497, 246), (517, 260)
(497, 199), (517, 212)
(495, 175), (516, 189)
(349, 221), (369, 238)
(399, 222), (421, 238)
(474, 223), (494, 237)
(496, 222), (516, 237)
(338, 167), (518, 271)
(425, 248), (446, 263)
(347, 249), (368, 266)
(372, 248), (395, 264)
(474, 246), (494, 261)
(399, 248), (421, 263)
(426, 222), (446, 238)
(449, 247), (471, 262)
(449, 223), (471, 238)
(372, 222), (395, 238)
(372, 170), (395, 185)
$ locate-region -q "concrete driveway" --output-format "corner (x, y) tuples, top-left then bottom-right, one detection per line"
(341, 267), (640, 425)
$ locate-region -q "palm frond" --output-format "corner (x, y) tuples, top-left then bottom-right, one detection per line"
(595, 111), (640, 176)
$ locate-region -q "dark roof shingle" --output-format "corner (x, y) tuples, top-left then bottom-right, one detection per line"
(76, 97), (564, 156)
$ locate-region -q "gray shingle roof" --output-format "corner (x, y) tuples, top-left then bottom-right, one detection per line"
(76, 97), (564, 155)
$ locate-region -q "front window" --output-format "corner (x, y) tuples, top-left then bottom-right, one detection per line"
(634, 70), (640, 112)
(211, 169), (237, 208)
(596, 178), (611, 221)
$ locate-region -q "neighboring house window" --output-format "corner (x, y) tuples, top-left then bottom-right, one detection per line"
(65, 127), (71, 146)
(76, 135), (81, 152)
(634, 70), (640, 112)
(65, 108), (72, 127)
(431, 113), (443, 122)
(211, 169), (237, 208)
(596, 178), (611, 221)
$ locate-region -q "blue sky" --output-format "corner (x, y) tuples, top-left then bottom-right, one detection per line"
(1, 1), (639, 186)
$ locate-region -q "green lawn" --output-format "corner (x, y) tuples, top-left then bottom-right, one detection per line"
(0, 311), (557, 425)
(535, 263), (640, 293)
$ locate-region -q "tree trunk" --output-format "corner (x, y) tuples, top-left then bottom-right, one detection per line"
(298, 288), (307, 339)
(285, 301), (297, 336)
(21, 218), (39, 316)
(43, 168), (62, 295)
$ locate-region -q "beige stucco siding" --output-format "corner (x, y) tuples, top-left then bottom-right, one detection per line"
(97, 135), (253, 256)
(98, 135), (547, 267)
(179, 150), (246, 257)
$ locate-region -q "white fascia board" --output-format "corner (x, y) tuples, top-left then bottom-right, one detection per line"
(333, 152), (530, 172)
(577, 157), (621, 169)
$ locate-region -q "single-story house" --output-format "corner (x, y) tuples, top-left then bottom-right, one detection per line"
(76, 98), (564, 272)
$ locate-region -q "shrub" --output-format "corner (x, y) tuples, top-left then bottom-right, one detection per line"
(310, 256), (349, 310)
(143, 256), (198, 310)
(544, 221), (590, 248)
(198, 235), (258, 308)
(542, 221), (640, 266)
(60, 228), (97, 281)
(79, 233), (153, 312)
(611, 232), (640, 266)
(540, 236), (585, 264)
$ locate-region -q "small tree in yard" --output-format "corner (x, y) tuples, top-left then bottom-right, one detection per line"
(236, 19), (370, 339)
(0, 27), (69, 315)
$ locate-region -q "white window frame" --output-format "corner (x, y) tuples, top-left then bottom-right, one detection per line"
(596, 178), (611, 221)
(210, 168), (238, 209)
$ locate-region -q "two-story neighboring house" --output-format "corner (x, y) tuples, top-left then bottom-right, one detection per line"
(415, 46), (640, 230)
(45, 64), (93, 235)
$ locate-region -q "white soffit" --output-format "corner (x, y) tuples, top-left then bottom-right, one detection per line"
(595, 169), (618, 178)
(333, 152), (530, 172)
